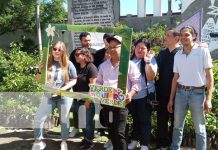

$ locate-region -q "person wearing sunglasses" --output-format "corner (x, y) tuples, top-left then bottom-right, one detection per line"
(72, 47), (98, 149)
(32, 41), (77, 150)
(69, 32), (97, 138)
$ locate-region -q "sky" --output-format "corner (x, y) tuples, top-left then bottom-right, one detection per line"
(120, 0), (181, 16)
(63, 0), (181, 16)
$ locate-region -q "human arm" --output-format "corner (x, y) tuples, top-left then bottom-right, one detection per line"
(61, 61), (77, 90)
(125, 89), (137, 105)
(167, 73), (179, 113)
(96, 64), (103, 85)
(126, 61), (141, 104)
(84, 77), (97, 109)
(35, 63), (44, 82)
(204, 68), (214, 113)
(61, 78), (77, 90)
(145, 57), (157, 80)
(85, 63), (98, 109)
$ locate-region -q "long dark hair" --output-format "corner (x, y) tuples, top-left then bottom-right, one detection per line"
(130, 39), (151, 75)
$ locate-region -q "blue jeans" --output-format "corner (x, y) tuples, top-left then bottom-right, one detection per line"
(34, 96), (73, 140)
(171, 88), (206, 150)
(72, 100), (95, 140)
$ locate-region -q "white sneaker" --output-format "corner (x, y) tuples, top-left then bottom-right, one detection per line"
(140, 145), (148, 150)
(104, 139), (112, 148)
(31, 141), (46, 150)
(128, 140), (138, 150)
(106, 144), (113, 150)
(61, 141), (68, 150)
(69, 128), (78, 137)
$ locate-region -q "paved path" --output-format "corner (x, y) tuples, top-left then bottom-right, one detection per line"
(0, 129), (196, 150)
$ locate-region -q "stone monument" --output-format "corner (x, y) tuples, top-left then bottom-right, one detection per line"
(67, 0), (120, 50)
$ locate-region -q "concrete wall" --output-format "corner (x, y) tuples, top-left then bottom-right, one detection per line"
(120, 14), (181, 32)
(0, 31), (37, 50)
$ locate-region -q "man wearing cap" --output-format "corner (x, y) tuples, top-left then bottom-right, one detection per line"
(96, 35), (141, 150)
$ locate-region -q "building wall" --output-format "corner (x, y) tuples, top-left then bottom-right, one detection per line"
(120, 14), (181, 32)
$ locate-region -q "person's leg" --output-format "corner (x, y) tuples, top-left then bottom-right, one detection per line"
(171, 88), (188, 150)
(34, 96), (54, 140)
(69, 100), (79, 137)
(189, 89), (206, 150)
(72, 100), (79, 128)
(157, 95), (171, 147)
(83, 103), (95, 141)
(169, 112), (174, 144)
(111, 108), (128, 150)
(141, 98), (152, 147)
(58, 96), (73, 140)
(127, 99), (139, 141)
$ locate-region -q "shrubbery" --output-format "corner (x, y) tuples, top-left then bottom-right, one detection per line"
(0, 42), (42, 128)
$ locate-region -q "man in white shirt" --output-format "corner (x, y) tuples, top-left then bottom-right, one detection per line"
(167, 26), (214, 150)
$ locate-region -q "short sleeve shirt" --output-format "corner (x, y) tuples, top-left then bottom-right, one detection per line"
(73, 62), (98, 92)
(173, 44), (213, 86)
(49, 60), (77, 88)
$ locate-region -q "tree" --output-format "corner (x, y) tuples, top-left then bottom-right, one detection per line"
(40, 0), (67, 26)
(0, 0), (67, 36)
(0, 0), (36, 36)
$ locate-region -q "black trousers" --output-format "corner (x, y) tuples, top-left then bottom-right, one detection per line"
(71, 100), (79, 128)
(127, 97), (152, 146)
(103, 107), (128, 150)
(157, 94), (174, 147)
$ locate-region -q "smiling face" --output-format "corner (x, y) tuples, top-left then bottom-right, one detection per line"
(134, 42), (148, 59)
(108, 40), (121, 61)
(180, 27), (196, 47)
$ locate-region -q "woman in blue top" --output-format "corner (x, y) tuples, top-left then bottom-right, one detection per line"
(32, 41), (77, 150)
(127, 39), (157, 150)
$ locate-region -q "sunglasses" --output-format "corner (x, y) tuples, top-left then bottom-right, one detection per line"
(75, 52), (82, 57)
(53, 48), (61, 52)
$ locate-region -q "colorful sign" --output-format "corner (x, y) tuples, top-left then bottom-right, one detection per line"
(89, 84), (126, 108)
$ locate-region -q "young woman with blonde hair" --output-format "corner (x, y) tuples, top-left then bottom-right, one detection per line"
(32, 41), (77, 150)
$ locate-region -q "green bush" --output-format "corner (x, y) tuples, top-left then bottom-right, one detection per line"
(0, 42), (41, 92)
(116, 22), (167, 54)
(0, 42), (42, 127)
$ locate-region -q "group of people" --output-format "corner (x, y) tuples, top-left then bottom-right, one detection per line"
(31, 25), (214, 150)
